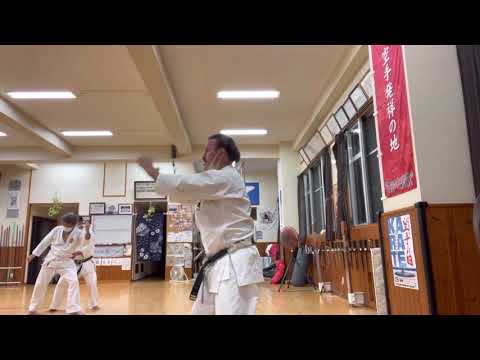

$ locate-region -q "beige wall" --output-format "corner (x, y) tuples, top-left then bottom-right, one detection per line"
(245, 169), (279, 242)
(29, 161), (195, 215)
(0, 165), (31, 228)
(401, 45), (475, 205)
(278, 142), (299, 232)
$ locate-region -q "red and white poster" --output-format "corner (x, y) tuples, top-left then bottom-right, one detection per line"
(370, 45), (417, 198)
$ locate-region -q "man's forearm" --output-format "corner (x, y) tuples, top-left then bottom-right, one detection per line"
(147, 167), (159, 181)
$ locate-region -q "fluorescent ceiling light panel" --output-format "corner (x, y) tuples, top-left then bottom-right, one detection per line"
(220, 129), (267, 136)
(217, 90), (279, 99)
(62, 131), (113, 137)
(7, 91), (76, 99)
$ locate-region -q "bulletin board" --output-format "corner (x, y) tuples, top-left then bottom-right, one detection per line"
(165, 203), (193, 279)
(91, 214), (133, 280)
(93, 215), (132, 245)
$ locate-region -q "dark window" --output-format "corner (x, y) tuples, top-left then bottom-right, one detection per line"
(346, 113), (383, 225)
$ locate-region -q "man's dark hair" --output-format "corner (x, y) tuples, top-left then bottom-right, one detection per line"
(61, 212), (79, 226)
(208, 134), (241, 163)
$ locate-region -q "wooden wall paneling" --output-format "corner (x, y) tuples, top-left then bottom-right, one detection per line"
(425, 204), (480, 315)
(365, 240), (376, 308)
(380, 206), (432, 314)
(96, 264), (131, 281)
(256, 242), (277, 257)
(347, 223), (382, 309)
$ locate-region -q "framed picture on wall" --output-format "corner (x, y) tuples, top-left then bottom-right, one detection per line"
(350, 86), (368, 110)
(106, 204), (117, 215)
(80, 215), (91, 223)
(134, 181), (167, 201)
(89, 202), (106, 215)
(118, 203), (133, 215)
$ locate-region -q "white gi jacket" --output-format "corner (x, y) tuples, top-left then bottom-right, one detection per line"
(156, 165), (264, 293)
(32, 226), (82, 268)
(76, 226), (95, 259)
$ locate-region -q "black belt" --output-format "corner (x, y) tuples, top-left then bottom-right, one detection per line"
(76, 256), (93, 275)
(189, 237), (255, 301)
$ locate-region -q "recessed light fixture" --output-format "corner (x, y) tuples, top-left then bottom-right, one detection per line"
(220, 129), (267, 136)
(7, 91), (76, 99)
(62, 131), (113, 137)
(0, 131), (7, 137)
(217, 90), (279, 99)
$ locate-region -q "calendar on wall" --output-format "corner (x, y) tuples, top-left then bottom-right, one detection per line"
(165, 204), (193, 269)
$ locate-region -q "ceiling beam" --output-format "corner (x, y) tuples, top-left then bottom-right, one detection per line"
(0, 146), (177, 163)
(0, 97), (73, 157)
(127, 45), (192, 155)
(0, 144), (279, 164)
(16, 163), (39, 170)
(293, 45), (369, 151)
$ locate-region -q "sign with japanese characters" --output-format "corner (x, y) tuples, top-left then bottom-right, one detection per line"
(387, 214), (419, 290)
(371, 45), (417, 198)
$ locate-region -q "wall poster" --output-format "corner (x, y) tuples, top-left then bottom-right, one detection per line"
(387, 214), (419, 290)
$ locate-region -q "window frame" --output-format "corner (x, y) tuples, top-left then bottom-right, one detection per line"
(346, 119), (372, 226)
(300, 151), (328, 235)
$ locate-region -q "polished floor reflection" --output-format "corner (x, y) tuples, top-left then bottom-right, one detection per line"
(0, 279), (376, 315)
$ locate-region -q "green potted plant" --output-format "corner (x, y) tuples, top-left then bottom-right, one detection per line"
(143, 203), (156, 220)
(48, 193), (62, 218)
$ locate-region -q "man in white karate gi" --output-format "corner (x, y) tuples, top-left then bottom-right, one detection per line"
(48, 218), (100, 312)
(27, 213), (84, 315)
(138, 134), (264, 315)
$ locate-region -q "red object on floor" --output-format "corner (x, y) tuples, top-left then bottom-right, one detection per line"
(271, 260), (285, 284)
(268, 244), (279, 260)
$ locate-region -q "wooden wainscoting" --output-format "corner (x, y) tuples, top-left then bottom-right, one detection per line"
(425, 203), (480, 315)
(307, 237), (348, 299)
(348, 224), (381, 309)
(305, 233), (324, 285)
(256, 242), (277, 257)
(96, 263), (131, 281)
(380, 206), (432, 315)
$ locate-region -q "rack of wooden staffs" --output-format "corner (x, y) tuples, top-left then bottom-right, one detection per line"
(0, 224), (25, 286)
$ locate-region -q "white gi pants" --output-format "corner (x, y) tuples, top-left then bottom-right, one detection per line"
(191, 277), (259, 315)
(50, 259), (99, 310)
(29, 260), (81, 314)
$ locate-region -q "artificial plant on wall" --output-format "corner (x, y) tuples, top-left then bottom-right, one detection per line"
(143, 203), (156, 220)
(48, 192), (63, 218)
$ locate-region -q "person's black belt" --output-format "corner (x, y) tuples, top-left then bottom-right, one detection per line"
(76, 256), (93, 275)
(189, 237), (255, 301)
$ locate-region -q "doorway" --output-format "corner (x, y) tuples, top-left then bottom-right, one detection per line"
(132, 201), (167, 281)
(25, 203), (79, 284)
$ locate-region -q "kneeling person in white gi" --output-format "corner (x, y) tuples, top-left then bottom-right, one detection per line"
(49, 219), (100, 312)
(138, 133), (264, 315)
(27, 213), (84, 315)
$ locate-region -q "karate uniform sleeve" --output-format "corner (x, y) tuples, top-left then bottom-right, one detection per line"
(155, 170), (231, 203)
(31, 227), (56, 257)
(79, 230), (95, 258)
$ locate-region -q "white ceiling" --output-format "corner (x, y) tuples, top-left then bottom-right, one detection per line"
(0, 45), (353, 161)
(0, 45), (172, 147)
(160, 45), (351, 145)
(0, 121), (39, 147)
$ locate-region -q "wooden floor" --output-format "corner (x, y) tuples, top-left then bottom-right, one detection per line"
(0, 279), (376, 315)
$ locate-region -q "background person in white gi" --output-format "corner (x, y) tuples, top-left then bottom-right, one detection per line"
(138, 134), (264, 315)
(49, 219), (100, 312)
(27, 213), (84, 315)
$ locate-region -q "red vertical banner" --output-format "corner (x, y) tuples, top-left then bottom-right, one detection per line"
(370, 45), (417, 198)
